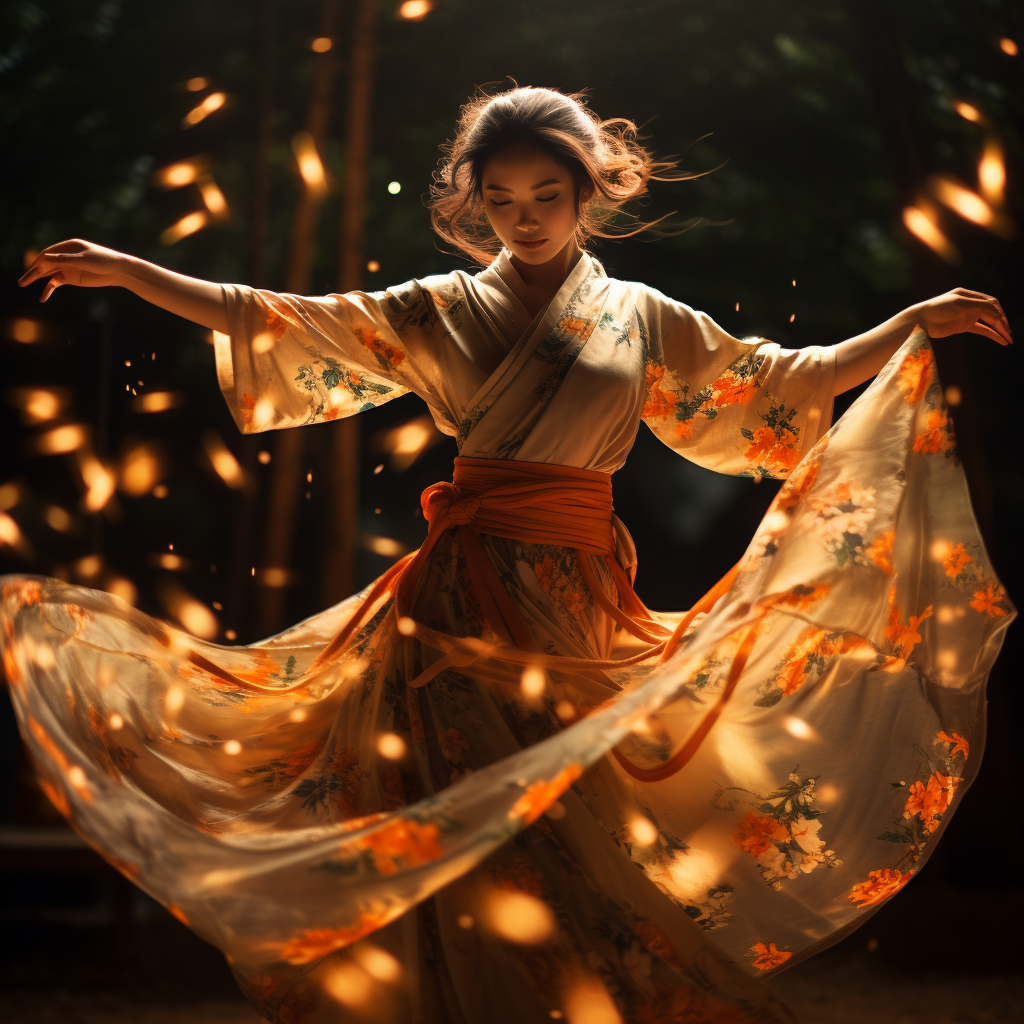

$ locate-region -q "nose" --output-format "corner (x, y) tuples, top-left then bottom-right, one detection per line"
(514, 209), (539, 232)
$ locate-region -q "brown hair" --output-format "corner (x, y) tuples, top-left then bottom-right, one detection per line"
(428, 86), (690, 265)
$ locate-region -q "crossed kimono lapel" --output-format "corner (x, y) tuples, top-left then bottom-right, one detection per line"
(458, 252), (609, 458)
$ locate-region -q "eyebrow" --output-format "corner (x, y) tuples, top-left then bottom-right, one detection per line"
(484, 178), (562, 192)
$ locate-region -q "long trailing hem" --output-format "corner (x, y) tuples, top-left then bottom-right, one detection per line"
(0, 329), (1014, 1024)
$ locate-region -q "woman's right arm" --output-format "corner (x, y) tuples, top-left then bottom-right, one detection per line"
(18, 239), (228, 334)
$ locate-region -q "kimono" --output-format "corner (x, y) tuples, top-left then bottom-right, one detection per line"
(0, 249), (1013, 1024)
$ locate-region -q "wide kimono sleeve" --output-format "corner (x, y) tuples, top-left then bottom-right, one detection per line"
(637, 285), (836, 479)
(215, 278), (454, 434)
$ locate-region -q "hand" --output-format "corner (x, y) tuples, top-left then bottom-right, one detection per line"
(18, 239), (130, 302)
(916, 287), (1012, 346)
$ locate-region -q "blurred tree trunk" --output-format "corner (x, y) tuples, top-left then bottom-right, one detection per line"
(321, 0), (379, 607)
(226, 0), (276, 641)
(256, 0), (341, 638)
(843, 0), (1014, 886)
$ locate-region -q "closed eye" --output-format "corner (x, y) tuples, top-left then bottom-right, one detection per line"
(489, 199), (512, 207)
(536, 194), (559, 202)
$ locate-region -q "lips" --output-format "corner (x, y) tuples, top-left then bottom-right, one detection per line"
(515, 238), (548, 249)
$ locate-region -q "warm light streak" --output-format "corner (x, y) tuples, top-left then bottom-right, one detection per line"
(376, 413), (442, 470)
(202, 432), (247, 489)
(292, 131), (328, 199)
(932, 177), (994, 225)
(109, 713), (124, 731)
(74, 555), (102, 581)
(665, 846), (720, 901)
(120, 444), (163, 497)
(930, 539), (952, 562)
(78, 452), (116, 511)
(311, 36), (333, 52)
(251, 397), (275, 430)
(165, 687), (185, 714)
(998, 37), (1018, 56)
(0, 512), (30, 557)
(132, 391), (185, 413)
(223, 739), (242, 755)
(936, 650), (957, 671)
(44, 506), (72, 532)
(629, 817), (658, 845)
(783, 715), (814, 740)
(210, 330), (227, 347)
(182, 91), (226, 127)
(361, 533), (408, 558)
(397, 0), (434, 20)
(156, 160), (202, 188)
(10, 318), (41, 343)
(9, 387), (68, 424)
(978, 140), (1006, 206)
(564, 979), (622, 1024)
(167, 590), (219, 639)
(185, 76), (209, 92)
(197, 176), (228, 217)
(288, 708), (307, 723)
(160, 211), (209, 246)
(376, 732), (407, 760)
(485, 889), (555, 944)
(36, 423), (87, 455)
(155, 553), (185, 571)
(952, 101), (983, 123)
(258, 567), (292, 588)
(902, 207), (960, 264)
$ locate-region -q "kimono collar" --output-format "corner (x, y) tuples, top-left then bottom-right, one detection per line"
(481, 248), (605, 322)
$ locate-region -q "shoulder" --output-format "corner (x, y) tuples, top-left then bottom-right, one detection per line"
(371, 271), (469, 332)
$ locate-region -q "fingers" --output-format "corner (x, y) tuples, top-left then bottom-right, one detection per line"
(958, 295), (1012, 340)
(39, 273), (64, 303)
(966, 320), (1009, 346)
(978, 311), (1014, 345)
(18, 252), (78, 288)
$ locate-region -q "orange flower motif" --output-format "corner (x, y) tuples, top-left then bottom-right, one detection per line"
(39, 778), (71, 819)
(28, 716), (93, 803)
(509, 763), (584, 825)
(865, 530), (894, 574)
(64, 604), (90, 637)
(563, 589), (586, 619)
(235, 650), (280, 688)
(745, 426), (799, 476)
(913, 408), (952, 455)
(711, 372), (757, 407)
(903, 771), (960, 833)
(943, 543), (973, 578)
(775, 629), (828, 696)
(533, 554), (555, 594)
(438, 726), (470, 765)
(773, 456), (821, 513)
(642, 361), (677, 421)
(240, 392), (256, 427)
(760, 583), (831, 612)
(278, 909), (393, 964)
(848, 867), (914, 907)
(936, 729), (969, 759)
(493, 863), (546, 899)
(732, 812), (788, 857)
(969, 581), (1007, 618)
(884, 600), (932, 663)
(673, 417), (695, 439)
(896, 347), (933, 404)
(749, 941), (792, 971)
(354, 817), (442, 876)
(356, 327), (406, 369)
(557, 315), (588, 335)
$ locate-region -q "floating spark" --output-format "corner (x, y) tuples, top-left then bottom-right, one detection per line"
(485, 889), (555, 944)
(202, 432), (248, 489)
(160, 211), (209, 246)
(952, 101), (982, 123)
(10, 319), (41, 343)
(132, 391), (185, 413)
(120, 444), (163, 497)
(182, 91), (226, 128)
(292, 131), (328, 199)
(36, 423), (87, 455)
(978, 139), (1006, 206)
(902, 207), (960, 264)
(397, 0), (434, 20)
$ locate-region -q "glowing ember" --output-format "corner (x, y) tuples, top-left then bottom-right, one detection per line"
(952, 101), (982, 123)
(629, 817), (658, 845)
(376, 732), (407, 760)
(288, 708), (307, 723)
(67, 766), (88, 790)
(223, 739), (242, 755)
(225, 629), (237, 641)
(75, 555), (102, 580)
(998, 37), (1018, 56)
(182, 91), (226, 127)
(930, 539), (952, 561)
(322, 962), (374, 1009)
(132, 391), (185, 413)
(0, 512), (29, 556)
(10, 319), (41, 343)
(397, 0), (435, 19)
(554, 700), (576, 722)
(120, 444), (163, 497)
(362, 533), (407, 558)
(395, 615), (416, 636)
(197, 177), (228, 217)
(257, 450), (271, 465)
(156, 161), (201, 188)
(165, 687), (185, 714)
(457, 914), (474, 929)
(366, 260), (380, 272)
(260, 567), (291, 588)
(163, 586), (219, 640)
(153, 484), (169, 499)
(373, 464), (384, 475)
(185, 76), (209, 92)
(252, 330), (275, 354)
(105, 576), (137, 606)
(36, 423), (87, 454)
(202, 432), (246, 489)
(944, 385), (962, 407)
(783, 715), (813, 739)
(564, 980), (623, 1024)
(44, 506), (72, 532)
(109, 713), (124, 731)
(252, 398), (275, 430)
(520, 665), (546, 699)
(293, 131), (328, 198)
(902, 207), (960, 264)
(156, 553), (184, 571)
(353, 943), (402, 983)
(311, 36), (333, 52)
(978, 140), (1006, 206)
(160, 211), (209, 246)
(931, 176), (996, 227)
(79, 454), (117, 511)
(9, 387), (66, 423)
(0, 482), (22, 510)
(486, 889), (555, 944)
(378, 414), (441, 470)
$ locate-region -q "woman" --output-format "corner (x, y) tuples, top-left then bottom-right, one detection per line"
(4, 86), (1015, 1024)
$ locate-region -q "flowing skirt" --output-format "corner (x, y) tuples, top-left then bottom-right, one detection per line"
(0, 332), (1013, 1024)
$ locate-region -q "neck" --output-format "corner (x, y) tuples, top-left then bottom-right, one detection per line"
(508, 239), (582, 298)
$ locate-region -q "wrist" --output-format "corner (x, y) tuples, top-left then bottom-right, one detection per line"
(115, 253), (151, 292)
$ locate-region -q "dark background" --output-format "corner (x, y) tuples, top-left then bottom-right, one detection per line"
(1, 0), (1021, 1018)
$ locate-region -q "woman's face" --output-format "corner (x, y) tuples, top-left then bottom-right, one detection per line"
(480, 141), (585, 266)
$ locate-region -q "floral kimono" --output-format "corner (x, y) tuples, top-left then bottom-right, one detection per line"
(0, 250), (1013, 1024)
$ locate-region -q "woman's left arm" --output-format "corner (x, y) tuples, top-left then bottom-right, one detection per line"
(830, 287), (1013, 398)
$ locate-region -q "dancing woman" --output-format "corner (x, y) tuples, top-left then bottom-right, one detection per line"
(5, 87), (1015, 1024)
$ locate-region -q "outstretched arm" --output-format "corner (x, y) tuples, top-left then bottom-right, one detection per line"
(18, 238), (228, 334)
(830, 287), (1012, 398)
